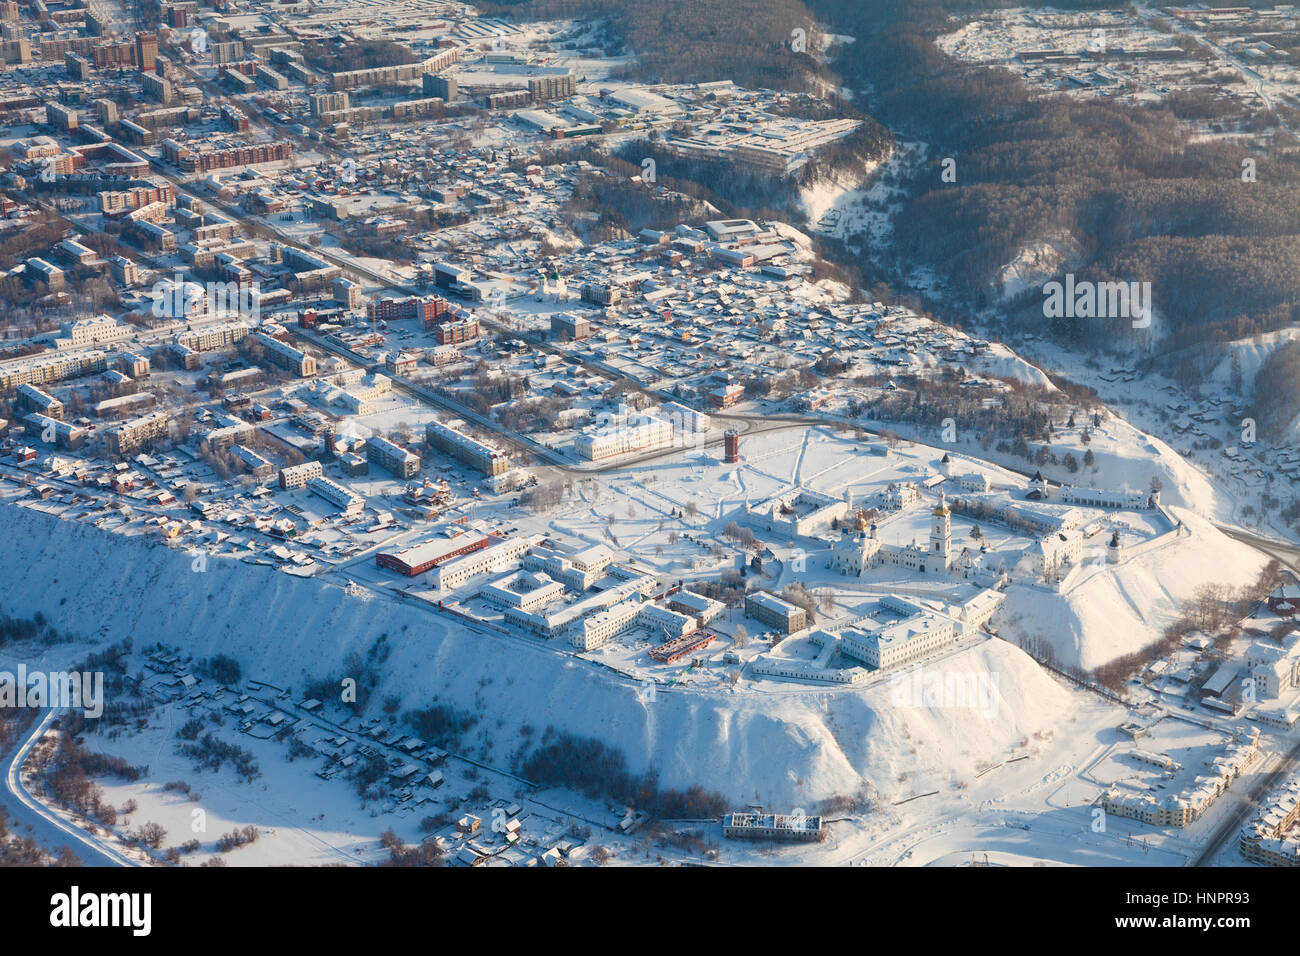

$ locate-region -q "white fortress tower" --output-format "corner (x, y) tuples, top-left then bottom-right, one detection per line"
(1107, 528), (1123, 564)
(930, 491), (952, 570)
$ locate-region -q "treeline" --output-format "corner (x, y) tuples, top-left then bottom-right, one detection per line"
(1253, 340), (1300, 441)
(0, 806), (80, 866)
(300, 39), (420, 73)
(303, 634), (393, 713)
(177, 733), (261, 783)
(851, 372), (1088, 450)
(195, 654), (241, 687)
(379, 827), (444, 866)
(0, 611), (68, 648)
(521, 731), (729, 819)
(567, 166), (712, 235)
(615, 141), (798, 219)
(406, 704), (478, 750)
(1090, 560), (1287, 692)
(483, 0), (833, 92)
(216, 826), (259, 853)
(45, 729), (144, 827)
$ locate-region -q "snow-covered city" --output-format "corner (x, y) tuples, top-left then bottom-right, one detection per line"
(0, 0), (1295, 933)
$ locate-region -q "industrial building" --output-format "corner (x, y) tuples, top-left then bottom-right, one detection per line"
(376, 531), (492, 578)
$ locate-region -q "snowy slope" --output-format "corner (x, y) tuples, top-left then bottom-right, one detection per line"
(996, 510), (1265, 671)
(1, 503), (1077, 807)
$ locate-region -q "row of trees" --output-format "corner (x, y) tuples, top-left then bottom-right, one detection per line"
(521, 729), (729, 820)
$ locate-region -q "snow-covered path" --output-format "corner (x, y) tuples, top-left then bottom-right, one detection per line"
(2, 708), (141, 867)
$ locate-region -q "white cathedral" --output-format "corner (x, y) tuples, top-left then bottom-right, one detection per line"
(830, 492), (957, 577)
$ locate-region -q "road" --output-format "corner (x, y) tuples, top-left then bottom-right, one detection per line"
(1216, 525), (1300, 573)
(2, 708), (142, 867)
(1193, 734), (1300, 867)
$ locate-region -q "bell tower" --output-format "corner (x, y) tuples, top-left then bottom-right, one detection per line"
(931, 491), (952, 568)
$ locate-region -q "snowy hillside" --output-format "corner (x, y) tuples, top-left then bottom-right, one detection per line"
(1, 503), (1079, 807)
(996, 510), (1266, 671)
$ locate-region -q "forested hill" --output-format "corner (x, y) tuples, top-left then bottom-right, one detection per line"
(481, 0), (834, 91)
(485, 0), (1300, 428)
(483, 0), (893, 212)
(808, 0), (1300, 373)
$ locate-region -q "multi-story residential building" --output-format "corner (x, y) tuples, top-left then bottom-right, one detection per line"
(550, 312), (590, 340)
(162, 138), (292, 173)
(708, 382), (744, 408)
(253, 331), (316, 377)
(104, 411), (169, 457)
(307, 475), (364, 515)
(528, 73), (575, 102)
(367, 294), (450, 326)
(0, 350), (110, 393)
(17, 383), (62, 419)
(1103, 734), (1260, 828)
(25, 413), (85, 450)
(26, 258), (65, 291)
(46, 102), (78, 131)
(1240, 770), (1300, 866)
(279, 460), (323, 490)
(108, 255), (141, 286)
(367, 435), (420, 478)
(580, 282), (620, 307)
(310, 92), (350, 116)
(202, 415), (254, 452)
(230, 444), (273, 479)
(134, 32), (157, 72)
(177, 321), (249, 352)
(97, 180), (175, 216)
(745, 591), (808, 634)
(333, 277), (362, 310)
(423, 73), (456, 101)
(435, 318), (478, 345)
(425, 418), (509, 476)
(383, 351), (420, 377)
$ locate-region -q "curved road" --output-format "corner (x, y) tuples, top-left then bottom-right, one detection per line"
(3, 708), (142, 867)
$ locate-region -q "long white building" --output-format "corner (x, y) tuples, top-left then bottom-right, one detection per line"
(432, 534), (542, 591)
(575, 411), (673, 461)
(307, 474), (364, 515)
